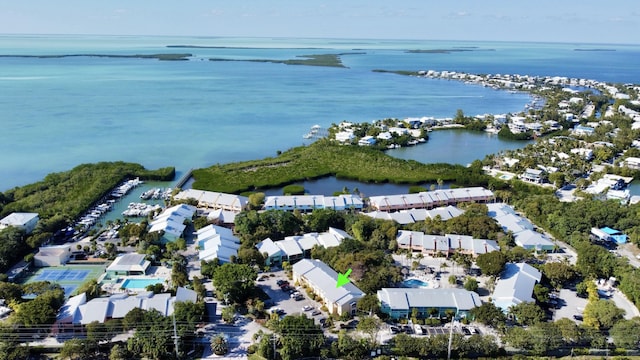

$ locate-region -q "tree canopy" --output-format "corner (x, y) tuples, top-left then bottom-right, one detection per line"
(212, 263), (257, 304)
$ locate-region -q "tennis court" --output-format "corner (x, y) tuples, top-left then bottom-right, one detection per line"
(23, 265), (106, 298)
(35, 269), (90, 282)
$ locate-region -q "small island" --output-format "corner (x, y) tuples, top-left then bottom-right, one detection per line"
(209, 52), (365, 68)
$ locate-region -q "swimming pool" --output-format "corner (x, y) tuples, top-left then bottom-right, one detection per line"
(121, 278), (165, 289)
(402, 278), (430, 288)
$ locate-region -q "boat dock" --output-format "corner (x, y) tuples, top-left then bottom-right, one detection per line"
(174, 168), (194, 189)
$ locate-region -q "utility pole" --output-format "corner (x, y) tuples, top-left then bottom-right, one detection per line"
(172, 312), (180, 358)
(447, 319), (454, 360)
(272, 333), (277, 360)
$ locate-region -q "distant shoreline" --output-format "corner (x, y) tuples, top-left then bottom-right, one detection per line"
(0, 53), (192, 61)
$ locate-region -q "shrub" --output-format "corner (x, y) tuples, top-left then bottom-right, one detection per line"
(282, 184), (305, 195)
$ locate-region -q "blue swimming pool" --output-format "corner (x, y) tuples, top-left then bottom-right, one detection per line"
(121, 278), (164, 289)
(403, 278), (430, 288)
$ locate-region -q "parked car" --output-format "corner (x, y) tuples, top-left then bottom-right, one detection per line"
(311, 309), (321, 316)
(573, 314), (583, 321)
(302, 305), (313, 312)
(389, 326), (400, 334)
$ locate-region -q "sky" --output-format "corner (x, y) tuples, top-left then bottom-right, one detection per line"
(0, 0), (639, 44)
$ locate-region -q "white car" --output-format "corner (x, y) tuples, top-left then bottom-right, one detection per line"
(302, 305), (313, 311)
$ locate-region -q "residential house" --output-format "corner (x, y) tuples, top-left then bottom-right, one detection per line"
(520, 168), (544, 184)
(358, 136), (376, 146)
(591, 227), (627, 244)
(573, 125), (595, 136)
(623, 157), (640, 170)
(335, 131), (355, 143)
(292, 259), (364, 316)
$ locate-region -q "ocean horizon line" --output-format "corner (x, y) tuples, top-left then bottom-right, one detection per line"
(0, 33), (638, 47)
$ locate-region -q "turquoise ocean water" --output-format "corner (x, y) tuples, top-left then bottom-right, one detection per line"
(1, 35), (640, 190)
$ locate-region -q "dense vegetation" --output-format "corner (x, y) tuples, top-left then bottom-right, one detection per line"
(0, 162), (174, 220)
(209, 53), (363, 68)
(0, 162), (173, 273)
(191, 139), (492, 193)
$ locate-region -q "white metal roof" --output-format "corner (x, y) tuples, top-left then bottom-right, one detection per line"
(256, 238), (283, 257)
(107, 253), (150, 273)
(492, 263), (542, 311)
(0, 212), (38, 226)
(377, 288), (481, 311)
(293, 259), (364, 306)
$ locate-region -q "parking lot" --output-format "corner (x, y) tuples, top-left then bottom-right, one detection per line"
(257, 270), (327, 326)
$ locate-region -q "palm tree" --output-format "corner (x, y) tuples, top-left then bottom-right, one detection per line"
(210, 334), (228, 355)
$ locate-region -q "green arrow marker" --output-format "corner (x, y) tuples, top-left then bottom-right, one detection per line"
(336, 268), (352, 288)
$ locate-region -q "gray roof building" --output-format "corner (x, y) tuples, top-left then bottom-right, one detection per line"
(56, 287), (197, 326)
(492, 263), (542, 311)
(377, 288), (481, 319)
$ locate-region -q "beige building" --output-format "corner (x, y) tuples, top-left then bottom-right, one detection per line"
(292, 259), (364, 316)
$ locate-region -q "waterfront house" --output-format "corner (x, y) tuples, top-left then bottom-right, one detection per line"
(335, 131), (355, 143)
(623, 157), (640, 170)
(368, 187), (494, 212)
(106, 253), (150, 277)
(0, 212), (39, 234)
(358, 136), (377, 146)
(173, 189), (248, 213)
(292, 259), (364, 316)
(377, 288), (481, 320)
(492, 263), (541, 312)
(520, 168), (544, 184)
(263, 194), (363, 212)
(34, 244), (73, 267)
(377, 132), (393, 141)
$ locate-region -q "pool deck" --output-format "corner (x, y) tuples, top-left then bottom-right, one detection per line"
(101, 265), (172, 295)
